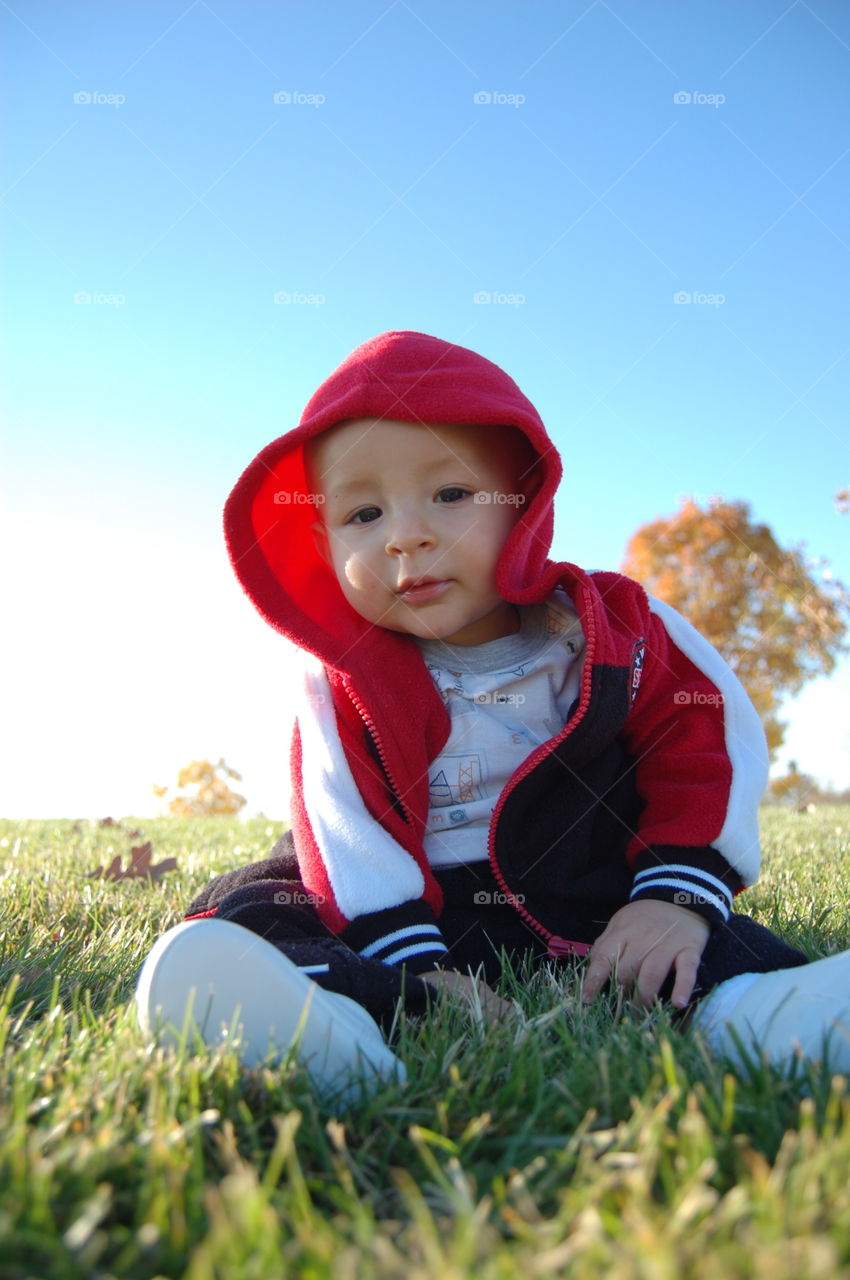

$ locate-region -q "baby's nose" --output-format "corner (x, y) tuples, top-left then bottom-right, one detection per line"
(385, 518), (436, 555)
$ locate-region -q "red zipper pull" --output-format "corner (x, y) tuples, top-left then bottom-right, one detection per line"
(547, 935), (591, 958)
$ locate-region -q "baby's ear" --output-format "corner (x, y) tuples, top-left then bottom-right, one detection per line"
(518, 461), (543, 505)
(311, 519), (331, 565)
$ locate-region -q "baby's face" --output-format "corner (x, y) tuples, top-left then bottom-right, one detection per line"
(307, 418), (532, 645)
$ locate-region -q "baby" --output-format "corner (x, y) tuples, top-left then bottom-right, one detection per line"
(136, 330), (850, 1099)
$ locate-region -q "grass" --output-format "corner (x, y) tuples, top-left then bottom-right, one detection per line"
(1, 808), (850, 1279)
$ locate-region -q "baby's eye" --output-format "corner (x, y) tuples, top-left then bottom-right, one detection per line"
(348, 506), (382, 525)
(436, 487), (471, 504)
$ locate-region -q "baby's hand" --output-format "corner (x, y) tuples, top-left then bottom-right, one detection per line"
(581, 899), (711, 1009)
(421, 968), (518, 1027)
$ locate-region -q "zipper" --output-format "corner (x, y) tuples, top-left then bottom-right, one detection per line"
(486, 728), (591, 958)
(344, 679), (417, 828)
(486, 578), (598, 959)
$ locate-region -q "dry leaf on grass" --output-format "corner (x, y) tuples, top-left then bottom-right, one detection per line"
(87, 842), (178, 882)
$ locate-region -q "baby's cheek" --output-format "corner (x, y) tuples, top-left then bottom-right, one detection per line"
(327, 537), (361, 588)
(341, 554), (373, 592)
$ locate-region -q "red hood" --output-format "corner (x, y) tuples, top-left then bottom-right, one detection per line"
(223, 330), (563, 680)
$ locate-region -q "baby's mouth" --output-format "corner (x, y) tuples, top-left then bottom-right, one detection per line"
(396, 577), (451, 603)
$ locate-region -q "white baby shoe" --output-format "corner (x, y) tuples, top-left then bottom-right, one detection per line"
(135, 918), (406, 1102)
(694, 948), (850, 1074)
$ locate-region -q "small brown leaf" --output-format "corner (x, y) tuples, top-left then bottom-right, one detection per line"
(128, 843), (153, 873)
(88, 842), (178, 882)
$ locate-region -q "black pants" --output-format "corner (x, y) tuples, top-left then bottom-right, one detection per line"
(183, 833), (807, 1024)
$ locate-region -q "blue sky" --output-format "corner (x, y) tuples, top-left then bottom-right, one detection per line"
(2, 0), (849, 818)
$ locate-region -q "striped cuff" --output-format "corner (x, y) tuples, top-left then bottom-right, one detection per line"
(630, 861), (737, 927)
(340, 902), (451, 975)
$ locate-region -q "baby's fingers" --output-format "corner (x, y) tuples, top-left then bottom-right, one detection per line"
(669, 948), (702, 1009)
(578, 947), (617, 1003)
(632, 951), (675, 1007)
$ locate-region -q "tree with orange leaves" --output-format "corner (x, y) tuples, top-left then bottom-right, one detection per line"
(152, 757), (247, 816)
(621, 497), (849, 757)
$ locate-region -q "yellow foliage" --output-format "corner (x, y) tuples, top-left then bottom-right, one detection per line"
(768, 761), (821, 808)
(152, 757), (247, 816)
(622, 497), (849, 758)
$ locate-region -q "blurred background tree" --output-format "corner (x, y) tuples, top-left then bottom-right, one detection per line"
(767, 760), (819, 809)
(767, 760), (850, 808)
(622, 497), (849, 758)
(153, 758), (246, 816)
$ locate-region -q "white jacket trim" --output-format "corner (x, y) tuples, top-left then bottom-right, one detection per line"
(295, 655), (426, 917)
(647, 596), (767, 886)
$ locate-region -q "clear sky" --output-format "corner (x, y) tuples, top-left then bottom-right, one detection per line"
(2, 0), (849, 819)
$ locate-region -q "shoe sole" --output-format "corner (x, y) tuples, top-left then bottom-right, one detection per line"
(135, 918), (406, 1098)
